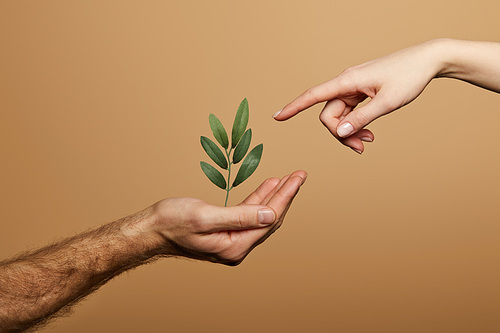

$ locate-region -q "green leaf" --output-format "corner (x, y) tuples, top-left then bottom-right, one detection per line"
(200, 161), (227, 190)
(231, 98), (249, 148)
(232, 129), (252, 164)
(232, 143), (263, 187)
(200, 136), (228, 170)
(209, 114), (229, 149)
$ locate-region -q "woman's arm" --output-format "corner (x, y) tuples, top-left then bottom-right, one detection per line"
(438, 39), (500, 92)
(274, 39), (500, 153)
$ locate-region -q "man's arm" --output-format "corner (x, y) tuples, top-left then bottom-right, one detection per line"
(0, 209), (162, 331)
(0, 170), (307, 332)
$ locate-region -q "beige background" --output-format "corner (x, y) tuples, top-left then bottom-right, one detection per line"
(1, 1), (500, 332)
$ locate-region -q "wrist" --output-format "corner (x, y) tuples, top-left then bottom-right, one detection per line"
(432, 38), (466, 79)
(119, 205), (176, 258)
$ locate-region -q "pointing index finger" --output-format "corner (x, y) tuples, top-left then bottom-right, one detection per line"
(274, 78), (342, 121)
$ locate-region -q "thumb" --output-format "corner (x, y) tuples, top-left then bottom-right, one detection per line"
(203, 205), (276, 232)
(336, 95), (393, 138)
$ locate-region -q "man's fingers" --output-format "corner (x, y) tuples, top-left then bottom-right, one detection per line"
(266, 171), (306, 218)
(262, 174), (292, 205)
(273, 79), (341, 121)
(201, 171), (306, 265)
(203, 205), (277, 232)
(238, 171), (307, 251)
(241, 177), (280, 205)
(211, 171), (306, 232)
(261, 170), (306, 205)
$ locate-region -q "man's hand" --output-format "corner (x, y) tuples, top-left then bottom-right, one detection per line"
(0, 170), (306, 331)
(149, 170), (307, 265)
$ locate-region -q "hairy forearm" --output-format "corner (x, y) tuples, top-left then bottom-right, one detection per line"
(0, 206), (165, 332)
(436, 38), (500, 93)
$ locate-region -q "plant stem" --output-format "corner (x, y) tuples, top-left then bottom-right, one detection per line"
(225, 148), (233, 207)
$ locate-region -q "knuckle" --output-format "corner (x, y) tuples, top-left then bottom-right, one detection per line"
(354, 110), (370, 126)
(338, 66), (364, 91)
(337, 76), (353, 92)
(319, 107), (336, 126)
(236, 214), (245, 230)
(341, 66), (355, 75)
(303, 88), (318, 104)
(236, 209), (254, 229)
(378, 94), (398, 111)
(234, 211), (245, 230)
(319, 101), (341, 126)
(340, 66), (357, 78)
(265, 177), (280, 186)
(187, 205), (207, 231)
(319, 109), (329, 124)
(275, 189), (291, 202)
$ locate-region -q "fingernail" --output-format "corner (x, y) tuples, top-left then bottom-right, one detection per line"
(258, 209), (275, 225)
(351, 148), (362, 154)
(360, 137), (373, 142)
(272, 110), (282, 118)
(301, 173), (308, 185)
(337, 122), (354, 137)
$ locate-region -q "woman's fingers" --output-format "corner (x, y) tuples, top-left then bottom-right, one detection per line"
(335, 93), (393, 139)
(319, 99), (375, 153)
(273, 78), (343, 121)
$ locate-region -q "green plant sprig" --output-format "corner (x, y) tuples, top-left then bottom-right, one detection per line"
(200, 98), (263, 206)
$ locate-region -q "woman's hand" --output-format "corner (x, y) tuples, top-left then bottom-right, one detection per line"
(274, 39), (500, 153)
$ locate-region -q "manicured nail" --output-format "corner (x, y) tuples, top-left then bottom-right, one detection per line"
(272, 110), (282, 118)
(258, 209), (275, 225)
(360, 137), (373, 142)
(337, 122), (354, 137)
(351, 148), (362, 154)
